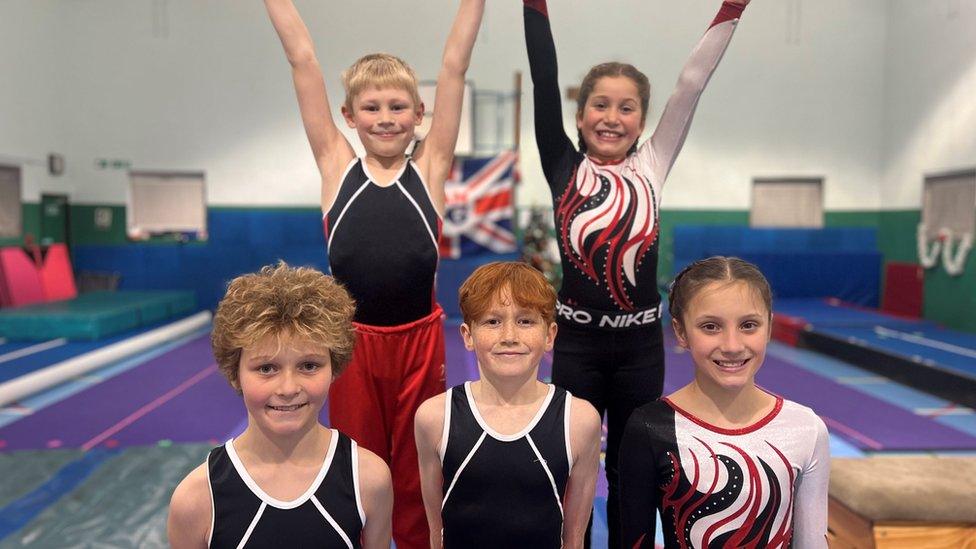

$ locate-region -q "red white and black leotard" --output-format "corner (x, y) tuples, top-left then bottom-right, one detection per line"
(525, 0), (744, 318)
(524, 3), (745, 546)
(619, 397), (830, 549)
(323, 157), (446, 549)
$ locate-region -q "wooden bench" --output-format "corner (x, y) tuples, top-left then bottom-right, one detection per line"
(829, 457), (976, 548)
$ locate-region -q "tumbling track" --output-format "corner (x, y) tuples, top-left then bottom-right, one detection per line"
(0, 323), (974, 546)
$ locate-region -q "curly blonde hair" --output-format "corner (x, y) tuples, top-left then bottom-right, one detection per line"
(211, 262), (356, 390)
(342, 53), (422, 111)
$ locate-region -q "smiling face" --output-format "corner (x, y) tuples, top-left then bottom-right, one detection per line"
(461, 287), (557, 382)
(576, 75), (645, 163)
(673, 280), (771, 395)
(343, 86), (423, 160)
(237, 330), (333, 438)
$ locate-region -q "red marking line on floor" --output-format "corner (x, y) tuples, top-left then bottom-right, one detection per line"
(821, 415), (884, 451)
(916, 403), (974, 417)
(80, 364), (217, 451)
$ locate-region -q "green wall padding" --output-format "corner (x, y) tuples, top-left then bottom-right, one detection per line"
(69, 205), (127, 245)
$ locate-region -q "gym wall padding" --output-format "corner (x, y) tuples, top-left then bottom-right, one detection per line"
(672, 226), (883, 307)
(72, 209), (519, 317)
(72, 209), (328, 312)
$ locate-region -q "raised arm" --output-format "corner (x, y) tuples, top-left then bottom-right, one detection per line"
(358, 446), (394, 549)
(523, 0), (576, 181)
(792, 417), (830, 548)
(264, 0), (354, 207)
(415, 395), (448, 549)
(618, 408), (659, 549)
(643, 0), (748, 185)
(415, 0), (486, 211)
(562, 397), (601, 549)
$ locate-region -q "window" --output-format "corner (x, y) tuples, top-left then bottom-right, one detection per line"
(0, 165), (21, 239)
(922, 170), (976, 237)
(750, 178), (824, 228)
(127, 171), (207, 240)
(418, 81), (474, 156)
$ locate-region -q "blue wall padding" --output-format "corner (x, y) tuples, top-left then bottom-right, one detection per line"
(74, 210), (329, 312)
(73, 209), (515, 317)
(672, 226), (882, 307)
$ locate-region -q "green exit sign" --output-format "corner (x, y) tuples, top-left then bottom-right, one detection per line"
(94, 158), (132, 170)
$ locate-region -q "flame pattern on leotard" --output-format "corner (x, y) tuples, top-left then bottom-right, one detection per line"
(557, 160), (659, 311)
(660, 437), (797, 548)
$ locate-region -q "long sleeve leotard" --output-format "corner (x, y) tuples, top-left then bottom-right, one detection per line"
(524, 0), (745, 314)
(619, 398), (830, 549)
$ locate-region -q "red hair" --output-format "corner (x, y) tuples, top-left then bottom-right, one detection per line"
(459, 262), (556, 325)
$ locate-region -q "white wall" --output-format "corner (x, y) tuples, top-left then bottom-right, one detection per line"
(2, 0), (968, 213)
(882, 0), (976, 210)
(518, 0), (887, 210)
(0, 1), (69, 201)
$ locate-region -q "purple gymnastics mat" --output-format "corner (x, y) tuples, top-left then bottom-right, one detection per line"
(2, 328), (974, 453)
(0, 335), (244, 451)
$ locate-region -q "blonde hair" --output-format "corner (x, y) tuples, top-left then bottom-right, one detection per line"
(211, 262), (356, 390)
(342, 53), (421, 111)
(459, 262), (557, 325)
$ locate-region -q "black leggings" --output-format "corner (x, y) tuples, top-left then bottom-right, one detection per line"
(552, 320), (664, 549)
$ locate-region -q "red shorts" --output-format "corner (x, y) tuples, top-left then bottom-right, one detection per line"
(329, 305), (446, 549)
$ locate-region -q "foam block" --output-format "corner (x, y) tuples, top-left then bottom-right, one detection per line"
(39, 243), (78, 302)
(0, 247), (45, 307)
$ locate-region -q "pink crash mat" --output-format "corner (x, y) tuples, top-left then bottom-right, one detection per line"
(0, 246), (46, 307)
(38, 243), (77, 301)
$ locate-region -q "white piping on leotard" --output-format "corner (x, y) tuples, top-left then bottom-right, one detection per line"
(235, 502), (266, 549)
(323, 158), (361, 215)
(351, 440), (366, 527)
(564, 392), (574, 470)
(394, 179), (439, 250)
(409, 159), (444, 222)
(312, 496), (354, 549)
(360, 157), (409, 190)
(438, 387), (453, 463)
(206, 456), (215, 548)
(441, 431), (487, 510)
(327, 181), (372, 251)
(525, 433), (564, 518)
(464, 381), (555, 442)
(225, 429), (338, 509)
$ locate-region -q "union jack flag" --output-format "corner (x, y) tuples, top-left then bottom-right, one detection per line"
(439, 151), (518, 259)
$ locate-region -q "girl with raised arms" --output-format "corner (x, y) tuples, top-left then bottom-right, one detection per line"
(522, 1), (750, 544)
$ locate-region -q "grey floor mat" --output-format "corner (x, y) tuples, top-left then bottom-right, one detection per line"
(0, 443), (211, 549)
(0, 449), (85, 509)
